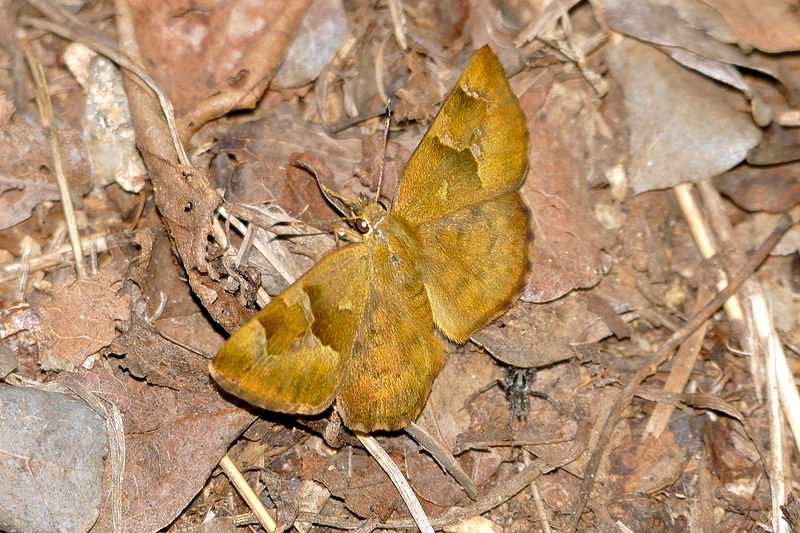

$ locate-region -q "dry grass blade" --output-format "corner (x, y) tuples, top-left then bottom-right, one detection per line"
(218, 455), (277, 532)
(23, 48), (86, 280)
(356, 433), (434, 533)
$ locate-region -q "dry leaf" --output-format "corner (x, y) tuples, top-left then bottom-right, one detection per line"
(716, 162), (800, 213)
(0, 114), (91, 230)
(520, 83), (611, 302)
(30, 269), (131, 371)
(705, 0), (800, 53)
(56, 366), (254, 533)
(606, 38), (761, 193)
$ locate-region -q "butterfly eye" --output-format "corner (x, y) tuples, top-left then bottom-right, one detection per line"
(355, 219), (370, 234)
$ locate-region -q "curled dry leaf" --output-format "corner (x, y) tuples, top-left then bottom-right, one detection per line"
(472, 293), (632, 369)
(105, 314), (213, 392)
(747, 122), (800, 166)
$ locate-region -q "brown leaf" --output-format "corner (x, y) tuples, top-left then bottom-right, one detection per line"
(520, 83), (611, 302)
(606, 37), (761, 193)
(418, 346), (501, 451)
(128, 0), (288, 110)
(605, 0), (777, 80)
(57, 366), (254, 533)
(210, 101), (362, 213)
(30, 269), (130, 371)
(704, 0), (800, 53)
(716, 162), (800, 213)
(747, 122), (800, 166)
(106, 314), (212, 391)
(733, 211), (800, 255)
(0, 114), (91, 230)
(473, 293), (630, 368)
(303, 448), (405, 520)
(608, 421), (689, 495)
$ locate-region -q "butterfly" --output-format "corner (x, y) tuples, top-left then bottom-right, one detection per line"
(210, 45), (530, 432)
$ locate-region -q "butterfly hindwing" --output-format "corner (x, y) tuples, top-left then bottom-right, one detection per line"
(419, 192), (529, 343)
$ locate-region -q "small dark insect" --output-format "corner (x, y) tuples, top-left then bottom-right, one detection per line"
(482, 367), (561, 419)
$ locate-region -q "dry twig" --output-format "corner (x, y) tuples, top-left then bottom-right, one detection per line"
(176, 0), (312, 142)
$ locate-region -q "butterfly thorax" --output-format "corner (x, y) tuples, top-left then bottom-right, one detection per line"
(350, 202), (425, 277)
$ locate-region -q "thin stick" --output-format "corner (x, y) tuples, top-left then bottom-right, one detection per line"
(753, 292), (789, 533)
(386, 0), (408, 52)
(405, 421), (479, 499)
(690, 180), (795, 530)
(356, 433), (434, 533)
(216, 206), (296, 307)
(218, 454), (277, 532)
(296, 456), (556, 530)
(0, 233), (110, 284)
(17, 244), (31, 303)
(567, 213), (792, 532)
(645, 285), (711, 438)
(375, 100), (392, 201)
(696, 180), (800, 450)
(24, 48), (87, 279)
(530, 482), (552, 533)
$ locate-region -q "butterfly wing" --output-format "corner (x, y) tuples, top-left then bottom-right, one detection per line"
(335, 219), (446, 432)
(393, 46), (530, 343)
(210, 243), (371, 415)
(418, 192), (529, 343)
(392, 46), (528, 224)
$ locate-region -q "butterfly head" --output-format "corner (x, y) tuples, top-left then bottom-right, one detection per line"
(335, 199), (388, 242)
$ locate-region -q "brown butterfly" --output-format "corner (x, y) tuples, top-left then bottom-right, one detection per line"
(210, 45), (529, 432)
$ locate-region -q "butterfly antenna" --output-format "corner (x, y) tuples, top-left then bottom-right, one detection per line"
(375, 99), (392, 200)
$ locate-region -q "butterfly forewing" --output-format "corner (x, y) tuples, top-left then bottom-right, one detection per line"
(210, 244), (370, 415)
(392, 46), (528, 224)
